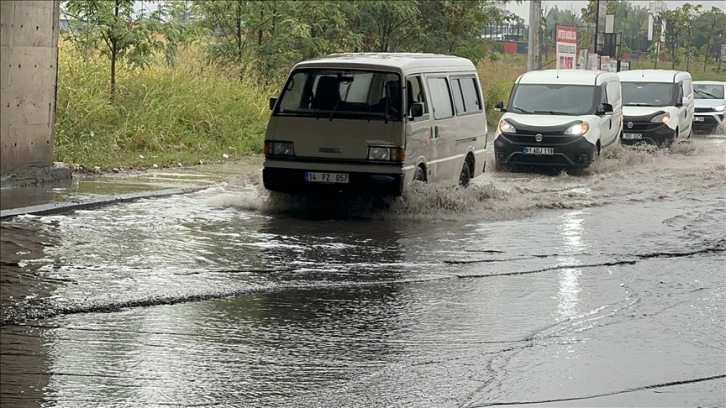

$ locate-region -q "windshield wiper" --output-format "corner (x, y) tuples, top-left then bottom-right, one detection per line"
(328, 101), (342, 121)
(510, 106), (533, 114)
(532, 110), (573, 115)
(625, 102), (653, 106)
(695, 90), (719, 99)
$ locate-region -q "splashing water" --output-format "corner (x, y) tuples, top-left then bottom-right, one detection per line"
(201, 139), (725, 222)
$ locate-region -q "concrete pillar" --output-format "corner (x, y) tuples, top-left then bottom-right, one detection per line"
(1, 1), (69, 185)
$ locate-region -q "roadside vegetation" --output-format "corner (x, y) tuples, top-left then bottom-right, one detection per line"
(55, 0), (725, 171)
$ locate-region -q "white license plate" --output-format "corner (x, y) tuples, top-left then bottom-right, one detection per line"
(522, 146), (554, 155)
(622, 132), (643, 140)
(305, 172), (349, 184)
(694, 117), (704, 122)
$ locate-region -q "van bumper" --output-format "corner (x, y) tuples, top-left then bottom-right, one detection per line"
(493, 134), (596, 168)
(692, 113), (724, 133)
(621, 120), (675, 146)
(263, 167), (404, 196)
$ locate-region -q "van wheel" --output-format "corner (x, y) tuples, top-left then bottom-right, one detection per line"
(666, 128), (678, 147)
(459, 162), (471, 187)
(594, 142), (601, 161)
(414, 166), (426, 182)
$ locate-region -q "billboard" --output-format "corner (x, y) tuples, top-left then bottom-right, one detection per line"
(556, 26), (577, 70)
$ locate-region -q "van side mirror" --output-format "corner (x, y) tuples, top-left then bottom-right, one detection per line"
(597, 103), (613, 115)
(495, 101), (506, 112)
(269, 97), (278, 110)
(410, 102), (424, 118)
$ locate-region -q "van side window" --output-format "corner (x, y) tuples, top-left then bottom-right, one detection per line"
(427, 77), (454, 120)
(451, 79), (466, 114)
(406, 75), (428, 120)
(459, 77), (483, 114)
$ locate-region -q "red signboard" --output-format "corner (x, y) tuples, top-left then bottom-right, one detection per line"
(556, 26), (577, 44)
(556, 26), (577, 70)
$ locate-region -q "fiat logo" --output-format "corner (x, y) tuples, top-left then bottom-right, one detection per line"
(627, 121), (633, 129)
(535, 133), (543, 142)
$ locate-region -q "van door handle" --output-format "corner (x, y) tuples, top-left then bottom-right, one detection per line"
(609, 118), (612, 129)
(433, 126), (439, 139)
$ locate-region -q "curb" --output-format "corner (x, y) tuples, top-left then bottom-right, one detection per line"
(0, 186), (209, 220)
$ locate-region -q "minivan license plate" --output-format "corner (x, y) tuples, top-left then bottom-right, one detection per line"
(622, 132), (642, 140)
(694, 117), (704, 122)
(523, 146), (554, 155)
(305, 172), (349, 184)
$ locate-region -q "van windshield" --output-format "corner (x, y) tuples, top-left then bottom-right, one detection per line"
(693, 84), (724, 99)
(508, 84), (595, 116)
(622, 82), (675, 106)
(275, 69), (402, 121)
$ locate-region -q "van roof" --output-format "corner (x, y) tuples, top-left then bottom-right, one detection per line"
(516, 69), (618, 85)
(618, 69), (691, 82)
(294, 53), (475, 74)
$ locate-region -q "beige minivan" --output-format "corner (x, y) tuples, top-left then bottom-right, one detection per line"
(262, 53), (488, 196)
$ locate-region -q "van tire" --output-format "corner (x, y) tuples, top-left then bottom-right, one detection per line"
(459, 161), (471, 187)
(594, 141), (601, 162)
(668, 128), (678, 147)
(414, 166), (426, 183)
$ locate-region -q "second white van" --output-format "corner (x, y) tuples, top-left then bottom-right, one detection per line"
(493, 69), (623, 169)
(618, 69), (694, 146)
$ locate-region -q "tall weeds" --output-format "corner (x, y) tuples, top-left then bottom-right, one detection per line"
(55, 41), (272, 169)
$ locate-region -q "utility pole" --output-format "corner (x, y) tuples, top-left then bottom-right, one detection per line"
(527, 0), (542, 71)
(593, 0), (600, 55)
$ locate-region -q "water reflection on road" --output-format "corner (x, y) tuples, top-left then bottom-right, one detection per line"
(1, 138), (725, 407)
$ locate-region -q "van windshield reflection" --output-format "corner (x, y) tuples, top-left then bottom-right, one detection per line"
(509, 84), (595, 116)
(622, 82), (675, 107)
(275, 69), (402, 121)
(694, 84), (724, 100)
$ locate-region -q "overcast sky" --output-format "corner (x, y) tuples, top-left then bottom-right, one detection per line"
(506, 1), (726, 23)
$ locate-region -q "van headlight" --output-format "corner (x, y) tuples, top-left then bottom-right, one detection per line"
(714, 105), (725, 112)
(498, 120), (516, 134)
(650, 112), (670, 123)
(564, 123), (589, 136)
(264, 141), (294, 156)
(368, 146), (404, 161)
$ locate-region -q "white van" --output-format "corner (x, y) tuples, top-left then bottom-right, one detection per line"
(618, 70), (694, 146)
(692, 81), (725, 134)
(493, 69), (622, 169)
(262, 53), (488, 196)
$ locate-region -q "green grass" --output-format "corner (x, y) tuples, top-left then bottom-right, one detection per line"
(478, 53), (527, 127)
(627, 57), (726, 81)
(55, 42), (272, 171)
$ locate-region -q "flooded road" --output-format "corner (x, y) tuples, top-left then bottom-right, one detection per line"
(1, 137), (725, 407)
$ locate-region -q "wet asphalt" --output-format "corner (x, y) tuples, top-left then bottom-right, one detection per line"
(0, 139), (725, 407)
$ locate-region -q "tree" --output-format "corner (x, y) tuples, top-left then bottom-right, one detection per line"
(661, 6), (690, 69)
(580, 0), (620, 25)
(691, 6), (726, 71)
(190, 0), (513, 80)
(64, 0), (167, 102)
